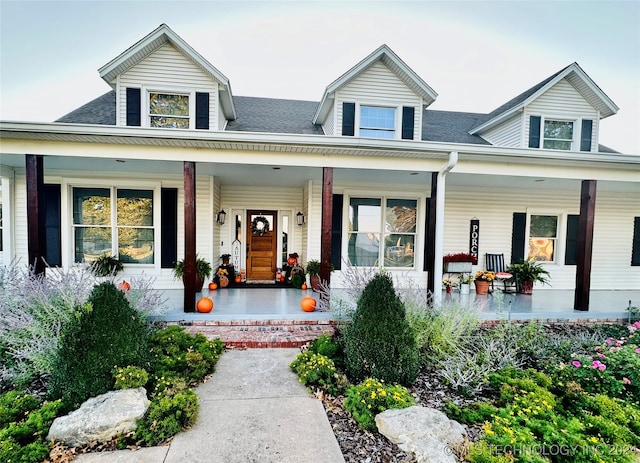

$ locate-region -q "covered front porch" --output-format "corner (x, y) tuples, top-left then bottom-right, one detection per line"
(155, 287), (638, 324)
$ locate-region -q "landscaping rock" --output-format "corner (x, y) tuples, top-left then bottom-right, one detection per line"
(47, 388), (149, 446)
(375, 406), (467, 463)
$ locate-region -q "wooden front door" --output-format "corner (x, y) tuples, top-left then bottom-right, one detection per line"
(246, 210), (277, 280)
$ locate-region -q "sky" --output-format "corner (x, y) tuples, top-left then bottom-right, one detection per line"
(1, 0), (639, 154)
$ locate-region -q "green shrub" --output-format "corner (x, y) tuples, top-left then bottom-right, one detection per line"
(134, 382), (199, 446)
(49, 282), (151, 410)
(290, 352), (345, 396)
(148, 326), (224, 386)
(113, 366), (149, 390)
(308, 333), (344, 369)
(343, 272), (419, 386)
(0, 394), (62, 463)
(344, 378), (414, 431)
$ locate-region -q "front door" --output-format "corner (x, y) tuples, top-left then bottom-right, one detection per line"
(246, 210), (277, 280)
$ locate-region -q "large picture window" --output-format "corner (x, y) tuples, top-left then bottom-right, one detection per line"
(528, 214), (558, 262)
(348, 197), (417, 268)
(360, 106), (395, 139)
(73, 187), (154, 264)
(149, 92), (190, 128)
(543, 120), (574, 150)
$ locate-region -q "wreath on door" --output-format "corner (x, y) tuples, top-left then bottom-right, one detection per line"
(251, 216), (270, 236)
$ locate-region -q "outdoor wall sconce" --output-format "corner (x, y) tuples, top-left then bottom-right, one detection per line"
(296, 211), (305, 227)
(216, 209), (227, 226)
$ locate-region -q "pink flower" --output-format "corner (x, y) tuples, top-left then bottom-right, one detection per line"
(592, 360), (606, 371)
(636, 348), (640, 354)
(572, 361), (581, 367)
(594, 346), (601, 351)
(623, 377), (631, 385)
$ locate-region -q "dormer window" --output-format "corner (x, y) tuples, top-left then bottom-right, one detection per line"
(360, 106), (396, 139)
(543, 120), (574, 150)
(149, 93), (190, 129)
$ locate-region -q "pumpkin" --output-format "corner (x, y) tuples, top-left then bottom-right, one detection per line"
(279, 276), (286, 283)
(235, 276), (242, 284)
(220, 275), (229, 287)
(117, 280), (131, 291)
(287, 256), (297, 266)
(301, 283), (307, 290)
(196, 297), (214, 313)
(208, 282), (218, 290)
(300, 296), (317, 312)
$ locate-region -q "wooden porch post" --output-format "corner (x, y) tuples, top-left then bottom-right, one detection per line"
(320, 167), (333, 285)
(426, 172), (438, 294)
(183, 161), (197, 312)
(574, 179), (597, 311)
(26, 155), (46, 275)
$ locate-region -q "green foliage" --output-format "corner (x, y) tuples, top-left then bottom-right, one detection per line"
(90, 253), (124, 277)
(506, 258), (551, 286)
(444, 400), (498, 424)
(113, 365), (149, 390)
(172, 256), (212, 280)
(49, 282), (151, 411)
(134, 382), (199, 446)
(291, 273), (304, 289)
(344, 378), (414, 431)
(290, 352), (345, 396)
(308, 333), (342, 362)
(148, 326), (224, 386)
(0, 393), (62, 463)
(343, 272), (419, 386)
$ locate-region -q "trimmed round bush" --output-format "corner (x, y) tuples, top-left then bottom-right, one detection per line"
(49, 282), (151, 410)
(343, 272), (419, 386)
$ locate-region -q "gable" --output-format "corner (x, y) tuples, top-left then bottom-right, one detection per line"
(527, 79), (598, 118)
(338, 61), (423, 105)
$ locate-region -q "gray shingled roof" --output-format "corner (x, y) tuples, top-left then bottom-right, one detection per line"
(422, 110), (491, 145)
(56, 91), (116, 125)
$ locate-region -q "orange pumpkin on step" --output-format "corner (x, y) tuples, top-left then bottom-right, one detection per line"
(300, 296), (317, 312)
(235, 276), (242, 284)
(301, 283), (308, 290)
(196, 297), (214, 313)
(208, 282), (218, 290)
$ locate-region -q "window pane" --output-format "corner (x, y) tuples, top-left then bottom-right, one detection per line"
(349, 198), (381, 232)
(386, 199), (417, 233)
(73, 188), (110, 225)
(281, 215), (289, 265)
(150, 116), (189, 129)
(119, 228), (154, 264)
(384, 234), (415, 267)
(543, 140), (572, 150)
(75, 227), (112, 263)
(544, 120), (573, 140)
(529, 238), (555, 262)
(349, 232), (380, 266)
(117, 190), (153, 226)
(149, 93), (189, 116)
(530, 215), (558, 238)
(360, 129), (395, 139)
(361, 106), (395, 129)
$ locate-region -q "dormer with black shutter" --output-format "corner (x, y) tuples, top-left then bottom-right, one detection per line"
(469, 63), (618, 152)
(98, 24), (236, 130)
(313, 45), (437, 141)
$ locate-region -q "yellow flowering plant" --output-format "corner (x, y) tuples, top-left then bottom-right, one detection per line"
(290, 351), (340, 395)
(442, 278), (457, 288)
(474, 270), (496, 282)
(344, 378), (414, 431)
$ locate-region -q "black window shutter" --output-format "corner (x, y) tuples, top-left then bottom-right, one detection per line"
(161, 188), (178, 268)
(580, 119), (593, 151)
(511, 212), (527, 264)
(342, 102), (355, 136)
(44, 184), (62, 267)
(528, 116), (541, 148)
(126, 88), (141, 127)
(632, 217), (640, 266)
(401, 106), (415, 140)
(565, 214), (579, 265)
(331, 194), (343, 270)
(196, 92), (210, 129)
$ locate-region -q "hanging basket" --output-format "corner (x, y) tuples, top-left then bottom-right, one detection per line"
(251, 216), (270, 236)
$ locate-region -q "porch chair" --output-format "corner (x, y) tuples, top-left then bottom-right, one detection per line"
(485, 253), (517, 293)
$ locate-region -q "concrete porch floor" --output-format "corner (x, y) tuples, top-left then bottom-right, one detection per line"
(152, 286), (639, 323)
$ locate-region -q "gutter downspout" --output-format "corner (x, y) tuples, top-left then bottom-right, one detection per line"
(433, 151), (458, 305)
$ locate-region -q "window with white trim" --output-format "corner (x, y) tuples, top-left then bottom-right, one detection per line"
(73, 187), (155, 264)
(360, 106), (396, 139)
(348, 197), (417, 267)
(149, 92), (190, 128)
(543, 119), (574, 150)
(527, 214), (558, 262)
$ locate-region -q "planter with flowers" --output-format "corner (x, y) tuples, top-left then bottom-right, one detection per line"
(442, 278), (457, 294)
(474, 270), (495, 295)
(443, 252), (477, 273)
(458, 274), (473, 295)
(507, 258), (550, 294)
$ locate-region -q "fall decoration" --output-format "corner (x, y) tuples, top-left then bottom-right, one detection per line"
(251, 216), (270, 236)
(196, 297), (214, 313)
(117, 280), (131, 291)
(208, 282), (218, 290)
(300, 296), (317, 312)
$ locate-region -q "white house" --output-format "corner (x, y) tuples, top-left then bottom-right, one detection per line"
(1, 24), (638, 312)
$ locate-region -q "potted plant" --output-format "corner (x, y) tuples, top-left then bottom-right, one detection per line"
(173, 255), (212, 292)
(458, 273), (473, 295)
(443, 252), (477, 273)
(90, 253), (124, 277)
(305, 259), (333, 291)
(507, 258), (551, 294)
(474, 270), (495, 295)
(442, 278), (456, 294)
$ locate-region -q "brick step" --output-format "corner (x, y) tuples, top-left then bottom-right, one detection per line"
(176, 320), (337, 348)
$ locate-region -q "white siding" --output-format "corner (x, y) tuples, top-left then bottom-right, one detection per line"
(481, 113), (522, 147)
(322, 101), (335, 135)
(117, 44), (221, 129)
(336, 62), (422, 139)
(525, 79), (600, 151)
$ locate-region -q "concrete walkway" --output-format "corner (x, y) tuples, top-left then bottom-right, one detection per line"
(75, 349), (345, 463)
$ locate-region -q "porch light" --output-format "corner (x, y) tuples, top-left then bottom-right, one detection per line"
(296, 211), (305, 227)
(216, 209), (227, 226)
